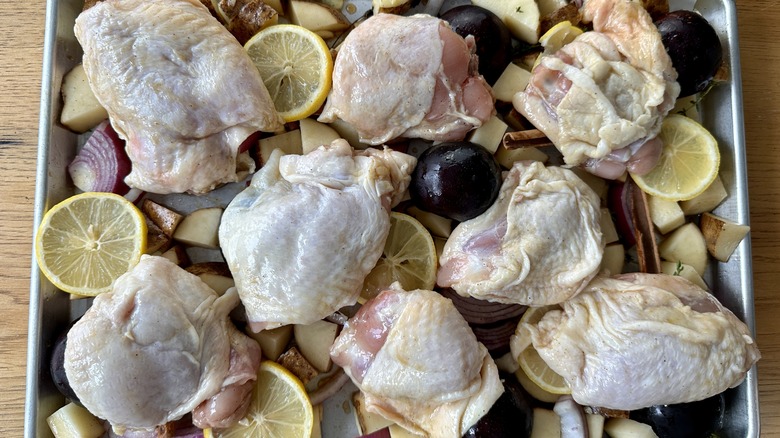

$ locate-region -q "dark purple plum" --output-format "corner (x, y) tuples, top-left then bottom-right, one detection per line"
(655, 10), (723, 97)
(410, 141), (502, 222)
(440, 5), (513, 84)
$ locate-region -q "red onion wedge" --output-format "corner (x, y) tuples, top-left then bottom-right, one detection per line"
(438, 288), (527, 325)
(68, 120), (132, 195)
(359, 427), (392, 438)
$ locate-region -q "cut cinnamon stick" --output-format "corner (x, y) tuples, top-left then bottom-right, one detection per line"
(502, 129), (554, 149)
(626, 176), (662, 274)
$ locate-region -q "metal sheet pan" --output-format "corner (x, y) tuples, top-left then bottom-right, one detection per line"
(25, 0), (758, 436)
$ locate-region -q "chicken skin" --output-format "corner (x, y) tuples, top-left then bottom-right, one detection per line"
(75, 0), (283, 194)
(318, 13), (494, 145)
(514, 0), (680, 179)
(511, 274), (760, 410)
(64, 256), (260, 433)
(219, 140), (415, 331)
(438, 161), (603, 306)
(331, 284), (503, 438)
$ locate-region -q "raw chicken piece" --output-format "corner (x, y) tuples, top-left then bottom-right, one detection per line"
(511, 274), (760, 410)
(75, 0), (283, 194)
(331, 284), (503, 437)
(318, 13), (494, 145)
(191, 325), (262, 429)
(438, 161), (603, 306)
(514, 0), (680, 178)
(64, 256), (260, 433)
(219, 140), (415, 331)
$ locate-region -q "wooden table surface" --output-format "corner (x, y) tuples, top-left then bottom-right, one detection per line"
(1, 1), (779, 437)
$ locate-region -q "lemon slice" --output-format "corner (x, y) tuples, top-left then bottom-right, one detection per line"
(211, 361), (314, 438)
(516, 305), (571, 395)
(540, 21), (583, 54)
(533, 21), (584, 70)
(34, 192), (146, 296)
(631, 114), (721, 201)
(245, 24), (333, 122)
(361, 212), (437, 302)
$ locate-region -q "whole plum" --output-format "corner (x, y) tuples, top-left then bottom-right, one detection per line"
(50, 324), (80, 405)
(409, 141), (502, 222)
(440, 5), (513, 84)
(655, 10), (723, 97)
(462, 376), (533, 438)
(630, 393), (725, 438)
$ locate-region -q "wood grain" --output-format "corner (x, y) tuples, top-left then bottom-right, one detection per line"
(1, 1), (779, 437)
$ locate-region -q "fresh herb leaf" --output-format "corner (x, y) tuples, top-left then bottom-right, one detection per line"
(516, 6), (523, 13)
(673, 261), (683, 276)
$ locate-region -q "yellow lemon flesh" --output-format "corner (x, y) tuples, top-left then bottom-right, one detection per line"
(361, 212), (437, 303)
(35, 192), (146, 296)
(245, 24), (333, 122)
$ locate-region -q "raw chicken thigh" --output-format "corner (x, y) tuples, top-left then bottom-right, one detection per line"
(511, 274), (760, 410)
(75, 0), (283, 194)
(438, 161), (603, 306)
(219, 140), (415, 331)
(514, 0), (680, 179)
(331, 284), (503, 438)
(64, 256), (260, 433)
(318, 13), (494, 145)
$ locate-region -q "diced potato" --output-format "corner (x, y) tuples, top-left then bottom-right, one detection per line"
(587, 414), (605, 438)
(494, 352), (520, 374)
(215, 0), (278, 44)
(600, 208), (619, 244)
(300, 118), (341, 154)
(658, 222), (708, 275)
(604, 417), (658, 438)
(537, 0), (568, 16)
(327, 119), (367, 150)
(293, 319), (339, 372)
(172, 207), (223, 249)
(353, 392), (394, 435)
(389, 424), (424, 438)
(600, 243), (625, 276)
(679, 175), (727, 215)
(406, 206), (453, 238)
(142, 199), (184, 237)
(570, 167), (608, 202)
(186, 262), (235, 295)
(495, 145), (549, 169)
(258, 129), (303, 165)
(700, 212), (751, 262)
(373, 0), (412, 14)
(323, 0), (344, 8)
(467, 116), (508, 154)
(492, 63), (532, 101)
(472, 0), (541, 44)
(660, 261), (708, 290)
(289, 0), (350, 33)
(530, 408), (562, 438)
(60, 64), (108, 133)
(160, 245), (189, 266)
(246, 325), (293, 361)
(648, 195), (685, 234)
(47, 403), (104, 438)
(278, 347), (318, 384)
(144, 218), (172, 254)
